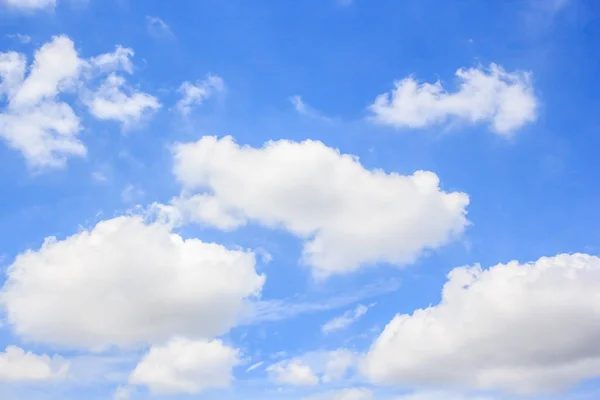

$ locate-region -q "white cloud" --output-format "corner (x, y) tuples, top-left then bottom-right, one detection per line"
(369, 63), (537, 136)
(1, 0), (56, 10)
(0, 215), (265, 350)
(290, 95), (310, 114)
(0, 36), (157, 168)
(246, 360), (264, 372)
(267, 359), (320, 386)
(393, 392), (495, 400)
(176, 74), (224, 116)
(289, 95), (332, 121)
(89, 45), (134, 75)
(322, 349), (355, 383)
(146, 16), (174, 38)
(0, 346), (69, 382)
(6, 33), (32, 44)
(362, 253), (600, 395)
(269, 349), (356, 387)
(129, 338), (240, 395)
(113, 386), (132, 400)
(322, 304), (371, 334)
(173, 136), (469, 278)
(83, 73), (160, 126)
(245, 279), (398, 324)
(0, 35), (85, 168)
(303, 388), (374, 400)
(121, 184), (144, 204)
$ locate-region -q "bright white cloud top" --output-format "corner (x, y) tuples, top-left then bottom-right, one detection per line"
(369, 63), (537, 136)
(0, 346), (69, 382)
(0, 215), (264, 350)
(172, 136), (469, 278)
(362, 253), (600, 394)
(129, 337), (240, 395)
(0, 35), (158, 168)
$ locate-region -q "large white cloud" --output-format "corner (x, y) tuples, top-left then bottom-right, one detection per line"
(172, 136), (469, 278)
(362, 253), (600, 394)
(0, 215), (265, 350)
(129, 337), (240, 395)
(369, 63), (537, 136)
(0, 346), (69, 382)
(0, 35), (158, 168)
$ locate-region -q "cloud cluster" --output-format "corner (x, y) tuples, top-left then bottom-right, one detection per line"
(0, 36), (159, 168)
(173, 136), (469, 277)
(267, 349), (357, 387)
(369, 64), (537, 136)
(362, 253), (600, 394)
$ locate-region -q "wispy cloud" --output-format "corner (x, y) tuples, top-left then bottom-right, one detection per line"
(242, 280), (398, 325)
(146, 16), (174, 39)
(6, 33), (31, 44)
(246, 361), (265, 372)
(289, 95), (334, 122)
(322, 303), (373, 334)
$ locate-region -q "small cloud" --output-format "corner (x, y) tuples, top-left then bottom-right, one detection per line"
(176, 74), (225, 116)
(121, 184), (145, 204)
(92, 171), (109, 183)
(289, 95), (333, 122)
(6, 33), (31, 44)
(146, 16), (174, 39)
(322, 303), (373, 334)
(245, 361), (264, 372)
(113, 386), (133, 400)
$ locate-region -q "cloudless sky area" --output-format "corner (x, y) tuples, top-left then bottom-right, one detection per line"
(0, 0), (599, 399)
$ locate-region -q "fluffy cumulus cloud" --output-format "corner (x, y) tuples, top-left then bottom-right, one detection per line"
(322, 304), (371, 334)
(176, 74), (224, 116)
(0, 35), (85, 168)
(129, 337), (240, 395)
(0, 215), (265, 350)
(267, 359), (320, 386)
(0, 35), (158, 168)
(172, 136), (469, 277)
(303, 388), (374, 400)
(369, 63), (537, 136)
(1, 0), (56, 10)
(362, 253), (600, 395)
(268, 349), (356, 387)
(0, 346), (69, 382)
(83, 73), (160, 126)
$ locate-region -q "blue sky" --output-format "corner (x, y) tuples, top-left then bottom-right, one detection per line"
(0, 0), (600, 399)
